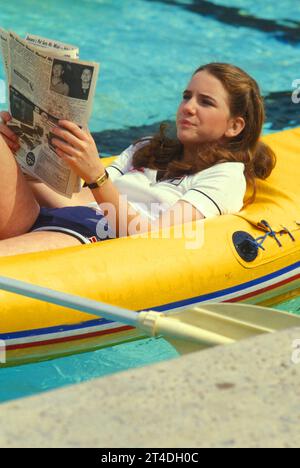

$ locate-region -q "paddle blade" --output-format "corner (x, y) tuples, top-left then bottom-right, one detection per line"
(164, 337), (213, 355)
(138, 303), (300, 355)
(170, 303), (300, 334)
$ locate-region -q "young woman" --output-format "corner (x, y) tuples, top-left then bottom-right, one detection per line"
(0, 63), (276, 257)
(50, 63), (70, 97)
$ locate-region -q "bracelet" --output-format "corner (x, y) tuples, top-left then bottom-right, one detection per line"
(83, 169), (109, 189)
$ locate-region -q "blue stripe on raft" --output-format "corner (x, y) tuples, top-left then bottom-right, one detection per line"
(1, 261), (299, 342)
(0, 318), (113, 341)
(153, 261), (300, 312)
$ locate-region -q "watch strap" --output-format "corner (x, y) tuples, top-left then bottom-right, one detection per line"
(83, 169), (109, 189)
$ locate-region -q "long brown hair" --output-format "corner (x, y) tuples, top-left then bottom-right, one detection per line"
(132, 63), (276, 204)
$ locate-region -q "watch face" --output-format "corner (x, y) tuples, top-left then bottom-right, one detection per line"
(88, 171), (108, 188)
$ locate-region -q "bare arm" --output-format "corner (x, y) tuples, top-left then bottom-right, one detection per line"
(0, 111), (20, 152)
(25, 175), (95, 208)
(90, 178), (204, 237)
(52, 120), (205, 236)
(0, 111), (95, 208)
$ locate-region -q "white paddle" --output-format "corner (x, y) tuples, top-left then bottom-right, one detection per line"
(1, 275), (299, 353)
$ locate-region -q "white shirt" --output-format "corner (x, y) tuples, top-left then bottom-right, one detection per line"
(105, 140), (247, 221)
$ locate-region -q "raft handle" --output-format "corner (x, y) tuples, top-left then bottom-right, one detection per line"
(232, 231), (259, 262)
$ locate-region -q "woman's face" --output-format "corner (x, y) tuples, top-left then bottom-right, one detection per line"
(52, 64), (63, 78)
(176, 70), (234, 147)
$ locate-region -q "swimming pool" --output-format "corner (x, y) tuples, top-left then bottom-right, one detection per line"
(1, 0), (300, 152)
(0, 0), (300, 403)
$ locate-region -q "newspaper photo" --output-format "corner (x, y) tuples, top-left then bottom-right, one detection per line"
(0, 29), (99, 197)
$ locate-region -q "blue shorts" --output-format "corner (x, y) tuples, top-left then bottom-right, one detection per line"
(30, 206), (115, 244)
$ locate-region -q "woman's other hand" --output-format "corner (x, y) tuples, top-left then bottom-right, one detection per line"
(51, 120), (104, 183)
(0, 111), (20, 153)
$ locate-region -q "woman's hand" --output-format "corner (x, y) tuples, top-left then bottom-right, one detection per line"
(51, 120), (104, 184)
(0, 111), (20, 153)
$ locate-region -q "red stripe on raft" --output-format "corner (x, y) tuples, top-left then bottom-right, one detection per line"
(6, 325), (135, 351)
(6, 273), (300, 352)
(225, 273), (300, 303)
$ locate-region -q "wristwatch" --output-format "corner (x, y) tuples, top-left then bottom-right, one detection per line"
(83, 170), (109, 189)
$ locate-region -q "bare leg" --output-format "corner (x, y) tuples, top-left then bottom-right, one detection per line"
(0, 231), (82, 257)
(0, 136), (40, 239)
(25, 174), (95, 208)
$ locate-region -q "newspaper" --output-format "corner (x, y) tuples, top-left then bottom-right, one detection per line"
(25, 34), (79, 59)
(0, 29), (9, 77)
(0, 29), (99, 197)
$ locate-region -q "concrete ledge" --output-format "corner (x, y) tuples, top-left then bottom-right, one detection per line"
(1, 327), (300, 448)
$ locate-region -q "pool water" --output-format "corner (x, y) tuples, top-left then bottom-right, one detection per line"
(1, 0), (300, 152)
(0, 338), (179, 403)
(0, 0), (300, 403)
(0, 299), (299, 404)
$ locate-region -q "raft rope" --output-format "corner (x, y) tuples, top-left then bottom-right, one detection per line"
(249, 220), (295, 251)
(280, 225), (296, 242)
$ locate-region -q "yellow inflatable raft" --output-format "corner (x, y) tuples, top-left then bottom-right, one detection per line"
(1, 127), (300, 366)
